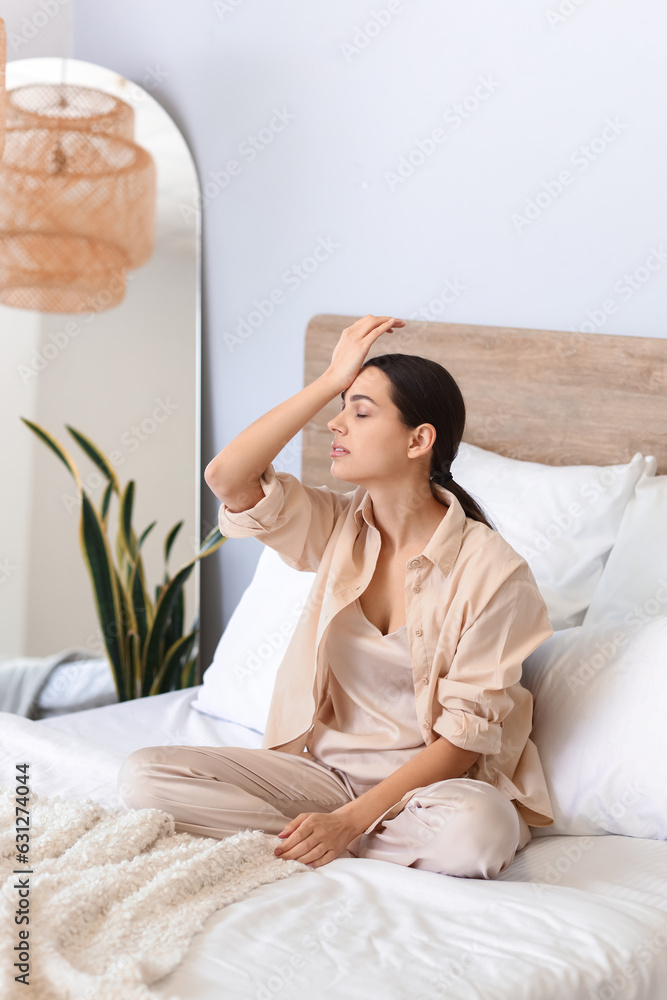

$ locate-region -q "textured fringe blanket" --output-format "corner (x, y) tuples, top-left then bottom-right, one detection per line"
(0, 786), (313, 1000)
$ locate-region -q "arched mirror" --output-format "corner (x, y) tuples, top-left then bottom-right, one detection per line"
(0, 58), (201, 715)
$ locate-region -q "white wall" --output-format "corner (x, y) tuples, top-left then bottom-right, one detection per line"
(70, 0), (667, 671)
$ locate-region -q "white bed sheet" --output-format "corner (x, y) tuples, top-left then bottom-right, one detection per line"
(1, 689), (665, 1000)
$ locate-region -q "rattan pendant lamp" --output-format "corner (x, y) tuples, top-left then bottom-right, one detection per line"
(0, 66), (156, 314)
(6, 82), (135, 140)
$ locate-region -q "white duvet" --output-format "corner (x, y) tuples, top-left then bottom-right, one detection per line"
(1, 687), (666, 1000)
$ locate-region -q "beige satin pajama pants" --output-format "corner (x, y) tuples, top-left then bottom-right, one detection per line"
(117, 744), (532, 879)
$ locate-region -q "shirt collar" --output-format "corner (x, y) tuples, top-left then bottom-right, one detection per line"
(352, 483), (466, 580)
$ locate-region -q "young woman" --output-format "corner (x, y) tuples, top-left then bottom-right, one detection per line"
(117, 314), (554, 878)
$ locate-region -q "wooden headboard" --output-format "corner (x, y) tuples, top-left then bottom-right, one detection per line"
(302, 314), (667, 487)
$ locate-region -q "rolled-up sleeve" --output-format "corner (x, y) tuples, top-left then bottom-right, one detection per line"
(218, 462), (355, 573)
(432, 569), (553, 755)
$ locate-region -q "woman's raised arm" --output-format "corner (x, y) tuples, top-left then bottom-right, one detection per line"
(205, 369), (344, 511)
(204, 314), (404, 512)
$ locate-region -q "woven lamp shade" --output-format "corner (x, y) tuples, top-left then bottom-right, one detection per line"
(7, 83), (134, 140)
(0, 19), (6, 160)
(0, 126), (156, 313)
(0, 234), (128, 313)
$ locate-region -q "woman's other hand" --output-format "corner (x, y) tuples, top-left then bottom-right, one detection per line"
(326, 314), (406, 393)
(273, 808), (363, 868)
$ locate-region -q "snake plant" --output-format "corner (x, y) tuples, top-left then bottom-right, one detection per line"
(21, 417), (225, 700)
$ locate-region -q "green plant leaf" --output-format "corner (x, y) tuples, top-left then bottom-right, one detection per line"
(120, 480), (136, 561)
(137, 520), (157, 552)
(114, 560), (137, 637)
(100, 481), (114, 525)
(126, 630), (141, 700)
(114, 564), (136, 700)
(21, 418), (83, 494)
(148, 629), (197, 696)
(181, 653), (198, 689)
(116, 521), (130, 581)
(141, 533), (225, 696)
(135, 556), (154, 629)
(197, 526), (226, 556)
(142, 562), (195, 696)
(65, 425), (121, 495)
(164, 521), (183, 565)
(78, 489), (127, 701)
(174, 630), (198, 690)
(128, 560), (150, 655)
(163, 585), (184, 654)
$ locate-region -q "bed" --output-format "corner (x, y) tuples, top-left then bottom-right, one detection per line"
(1, 313), (666, 1000)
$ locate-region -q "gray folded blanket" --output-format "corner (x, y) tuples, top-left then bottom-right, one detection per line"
(0, 648), (97, 719)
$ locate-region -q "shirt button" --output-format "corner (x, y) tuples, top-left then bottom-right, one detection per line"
(421, 676), (429, 686)
(413, 586), (420, 594)
(415, 629), (422, 637)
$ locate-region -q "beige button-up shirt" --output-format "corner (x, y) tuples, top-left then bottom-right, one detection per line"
(218, 462), (555, 831)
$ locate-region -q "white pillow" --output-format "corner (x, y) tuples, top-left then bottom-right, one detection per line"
(520, 617), (667, 839)
(583, 469), (667, 627)
(450, 443), (654, 630)
(192, 546), (316, 731)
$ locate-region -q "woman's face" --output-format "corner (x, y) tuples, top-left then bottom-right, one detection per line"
(327, 367), (423, 486)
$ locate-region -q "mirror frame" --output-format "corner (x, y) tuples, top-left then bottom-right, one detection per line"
(1, 56), (202, 674)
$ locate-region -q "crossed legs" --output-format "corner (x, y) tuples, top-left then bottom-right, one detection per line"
(117, 745), (530, 879)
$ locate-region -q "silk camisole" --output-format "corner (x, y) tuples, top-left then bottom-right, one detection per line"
(305, 596), (427, 797)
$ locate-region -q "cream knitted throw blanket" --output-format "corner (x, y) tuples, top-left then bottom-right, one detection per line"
(0, 786), (313, 1000)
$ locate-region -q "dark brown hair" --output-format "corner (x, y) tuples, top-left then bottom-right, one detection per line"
(360, 353), (496, 530)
